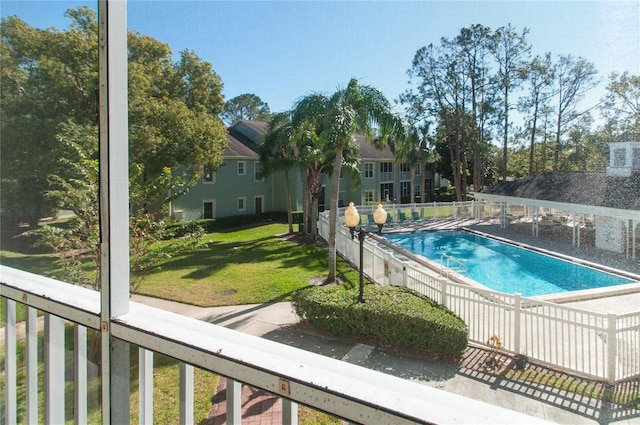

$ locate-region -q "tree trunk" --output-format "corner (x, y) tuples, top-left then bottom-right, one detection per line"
(528, 107), (538, 176)
(553, 116), (562, 171)
(502, 92), (509, 182)
(327, 148), (343, 283)
(409, 165), (416, 204)
(284, 169), (293, 234)
(302, 169), (310, 234)
(421, 163), (427, 203)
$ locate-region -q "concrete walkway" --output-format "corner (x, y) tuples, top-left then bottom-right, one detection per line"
(131, 294), (640, 425)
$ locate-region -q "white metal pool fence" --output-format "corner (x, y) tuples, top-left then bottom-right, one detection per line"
(321, 202), (640, 384)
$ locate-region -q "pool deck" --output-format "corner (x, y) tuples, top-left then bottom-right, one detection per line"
(382, 218), (640, 315)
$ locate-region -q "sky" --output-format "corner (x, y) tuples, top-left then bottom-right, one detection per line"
(2, 0), (639, 125)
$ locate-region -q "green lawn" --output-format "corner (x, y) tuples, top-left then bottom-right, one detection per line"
(136, 223), (358, 306)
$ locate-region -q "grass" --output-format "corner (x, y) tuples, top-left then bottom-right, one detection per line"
(1, 222), (355, 423)
(136, 223), (359, 306)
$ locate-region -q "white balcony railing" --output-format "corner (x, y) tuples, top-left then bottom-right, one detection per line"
(1, 265), (549, 424)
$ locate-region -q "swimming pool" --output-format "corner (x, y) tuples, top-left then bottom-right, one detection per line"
(385, 230), (635, 297)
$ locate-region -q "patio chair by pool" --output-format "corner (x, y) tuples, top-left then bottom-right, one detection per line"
(412, 211), (423, 222)
(386, 213), (394, 225)
(399, 212), (408, 222)
(367, 213), (375, 225)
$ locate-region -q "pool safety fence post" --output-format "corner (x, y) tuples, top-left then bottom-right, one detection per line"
(440, 279), (448, 307)
(513, 293), (522, 356)
(607, 313), (617, 385)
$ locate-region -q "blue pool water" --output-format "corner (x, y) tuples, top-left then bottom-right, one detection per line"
(385, 231), (634, 297)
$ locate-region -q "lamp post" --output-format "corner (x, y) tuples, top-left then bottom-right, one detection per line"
(344, 202), (387, 303)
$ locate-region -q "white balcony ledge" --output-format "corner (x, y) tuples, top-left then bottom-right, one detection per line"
(1, 265), (552, 424)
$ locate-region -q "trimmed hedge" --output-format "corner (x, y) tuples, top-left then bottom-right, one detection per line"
(166, 211), (303, 238)
(291, 285), (468, 360)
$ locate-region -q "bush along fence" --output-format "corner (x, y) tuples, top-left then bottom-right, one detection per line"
(319, 202), (640, 384)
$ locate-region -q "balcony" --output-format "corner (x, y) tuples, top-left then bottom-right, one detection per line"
(1, 265), (547, 424)
(1, 2), (549, 423)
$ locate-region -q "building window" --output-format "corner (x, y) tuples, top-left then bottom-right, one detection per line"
(400, 163), (410, 173)
(254, 161), (264, 181)
(380, 183), (393, 202)
(203, 201), (214, 219)
(416, 166), (421, 176)
(614, 148), (626, 167)
(203, 166), (215, 183)
(364, 163), (374, 178)
(238, 161), (246, 176)
(380, 162), (393, 173)
(415, 184), (421, 195)
(338, 191), (345, 208)
(633, 148), (640, 168)
(363, 190), (374, 204)
(400, 181), (410, 197)
(237, 197), (246, 211)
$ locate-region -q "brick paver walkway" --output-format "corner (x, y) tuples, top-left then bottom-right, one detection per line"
(210, 378), (283, 425)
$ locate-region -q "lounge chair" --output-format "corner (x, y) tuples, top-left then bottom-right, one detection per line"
(411, 211), (425, 222)
(399, 212), (408, 223)
(367, 213), (375, 225)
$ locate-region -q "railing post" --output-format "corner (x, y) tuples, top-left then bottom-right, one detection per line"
(3, 299), (17, 425)
(74, 324), (88, 424)
(26, 306), (38, 423)
(98, 1), (131, 423)
(607, 312), (617, 385)
(402, 264), (408, 288)
(282, 399), (299, 425)
(179, 362), (194, 425)
(227, 379), (242, 425)
(45, 314), (65, 425)
(441, 279), (448, 307)
(513, 294), (522, 355)
(139, 348), (154, 423)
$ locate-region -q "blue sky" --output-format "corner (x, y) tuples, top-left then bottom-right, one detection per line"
(2, 1), (639, 123)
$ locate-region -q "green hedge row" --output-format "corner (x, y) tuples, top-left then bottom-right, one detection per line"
(167, 211), (303, 238)
(291, 285), (468, 360)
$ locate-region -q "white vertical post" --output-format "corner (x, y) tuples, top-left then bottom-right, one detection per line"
(4, 299), (17, 425)
(45, 313), (65, 425)
(513, 293), (522, 355)
(606, 312), (617, 385)
(402, 265), (408, 288)
(74, 324), (88, 424)
(283, 399), (299, 425)
(179, 362), (194, 425)
(25, 306), (38, 423)
(98, 1), (130, 423)
(139, 348), (154, 424)
(633, 220), (637, 260)
(441, 279), (448, 307)
(227, 379), (242, 425)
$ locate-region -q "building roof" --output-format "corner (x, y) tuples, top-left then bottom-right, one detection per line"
(479, 171), (640, 211)
(224, 121), (395, 161)
(223, 130), (259, 158)
(235, 119), (268, 135)
(356, 134), (394, 160)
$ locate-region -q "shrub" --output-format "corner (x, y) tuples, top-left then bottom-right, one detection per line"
(291, 285), (468, 360)
(166, 211), (293, 237)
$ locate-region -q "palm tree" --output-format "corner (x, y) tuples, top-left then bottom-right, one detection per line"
(258, 112), (296, 233)
(294, 79), (395, 282)
(395, 123), (436, 204)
